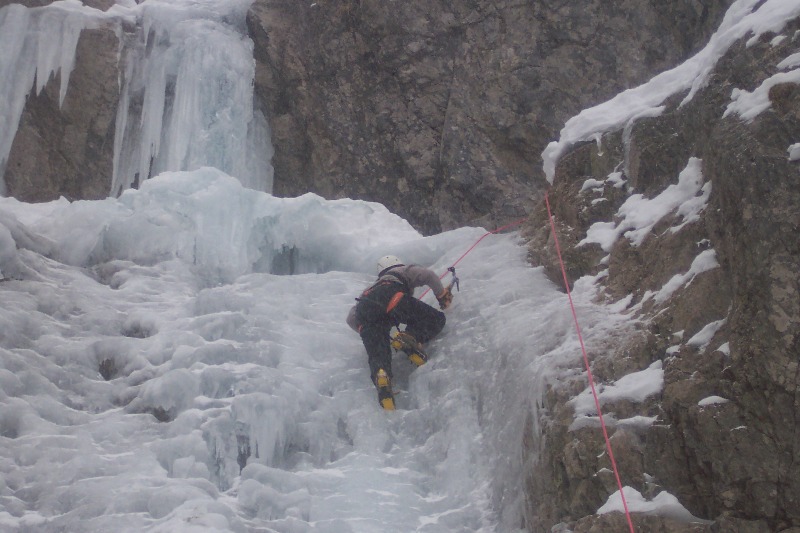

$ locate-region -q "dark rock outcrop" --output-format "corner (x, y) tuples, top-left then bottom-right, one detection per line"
(524, 16), (800, 533)
(246, 0), (732, 234)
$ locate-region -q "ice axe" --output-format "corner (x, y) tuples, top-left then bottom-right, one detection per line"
(446, 266), (459, 292)
(420, 266), (460, 302)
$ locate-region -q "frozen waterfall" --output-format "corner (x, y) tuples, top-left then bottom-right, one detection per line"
(111, 0), (273, 195)
(0, 2), (98, 195)
(0, 0), (273, 197)
(0, 168), (621, 531)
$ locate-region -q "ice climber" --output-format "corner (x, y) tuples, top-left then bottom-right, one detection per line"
(346, 255), (453, 410)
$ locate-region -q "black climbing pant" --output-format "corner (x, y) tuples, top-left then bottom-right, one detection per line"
(355, 281), (445, 382)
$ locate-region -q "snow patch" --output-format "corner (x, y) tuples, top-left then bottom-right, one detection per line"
(606, 172), (627, 189)
(777, 52), (800, 70)
(581, 178), (605, 192)
(788, 143), (800, 161)
(581, 158), (708, 252)
(698, 396), (730, 407)
(724, 69), (800, 122)
(643, 248), (719, 304)
(598, 486), (712, 524)
(687, 318), (727, 350)
(570, 361), (664, 418)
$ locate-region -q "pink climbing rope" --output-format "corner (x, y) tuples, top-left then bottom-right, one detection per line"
(419, 217), (529, 299)
(545, 190), (636, 533)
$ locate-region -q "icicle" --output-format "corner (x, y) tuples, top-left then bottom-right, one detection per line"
(2, 0), (272, 198)
(0, 2), (96, 196)
(111, 1), (273, 195)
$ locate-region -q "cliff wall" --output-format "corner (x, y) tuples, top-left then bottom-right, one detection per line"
(524, 15), (800, 532)
(246, 0), (731, 233)
(1, 0), (730, 235)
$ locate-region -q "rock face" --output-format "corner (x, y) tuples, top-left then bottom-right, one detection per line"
(1, 0), (119, 202)
(246, 0), (732, 234)
(4, 25), (119, 202)
(524, 17), (800, 533)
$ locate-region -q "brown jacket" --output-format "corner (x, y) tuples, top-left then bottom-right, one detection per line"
(346, 264), (445, 332)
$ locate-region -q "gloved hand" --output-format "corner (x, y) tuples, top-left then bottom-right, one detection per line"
(437, 288), (453, 310)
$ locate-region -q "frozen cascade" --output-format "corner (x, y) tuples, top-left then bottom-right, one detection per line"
(0, 2), (98, 195)
(0, 167), (631, 532)
(112, 0), (273, 195)
(0, 0), (273, 197)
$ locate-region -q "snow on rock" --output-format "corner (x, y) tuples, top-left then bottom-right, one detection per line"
(570, 361), (664, 419)
(580, 178), (606, 192)
(686, 319), (727, 351)
(698, 396), (730, 407)
(724, 68), (800, 122)
(598, 486), (712, 524)
(777, 52), (800, 70)
(580, 158), (708, 252)
(542, 0), (800, 182)
(642, 248), (720, 305)
(788, 143), (800, 161)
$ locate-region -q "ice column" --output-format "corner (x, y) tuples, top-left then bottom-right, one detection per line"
(0, 3), (94, 196)
(111, 2), (273, 196)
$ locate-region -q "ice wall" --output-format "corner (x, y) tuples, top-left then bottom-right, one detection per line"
(111, 0), (274, 195)
(0, 166), (636, 531)
(0, 2), (97, 195)
(0, 0), (273, 198)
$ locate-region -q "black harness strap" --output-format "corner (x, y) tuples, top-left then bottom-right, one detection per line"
(355, 271), (411, 328)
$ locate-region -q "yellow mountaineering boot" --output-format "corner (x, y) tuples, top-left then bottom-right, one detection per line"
(391, 331), (428, 367)
(375, 369), (395, 410)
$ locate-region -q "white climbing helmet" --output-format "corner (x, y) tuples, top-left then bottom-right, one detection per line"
(377, 255), (403, 275)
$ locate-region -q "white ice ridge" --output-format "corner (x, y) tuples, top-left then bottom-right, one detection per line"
(0, 2), (101, 195)
(541, 0), (800, 182)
